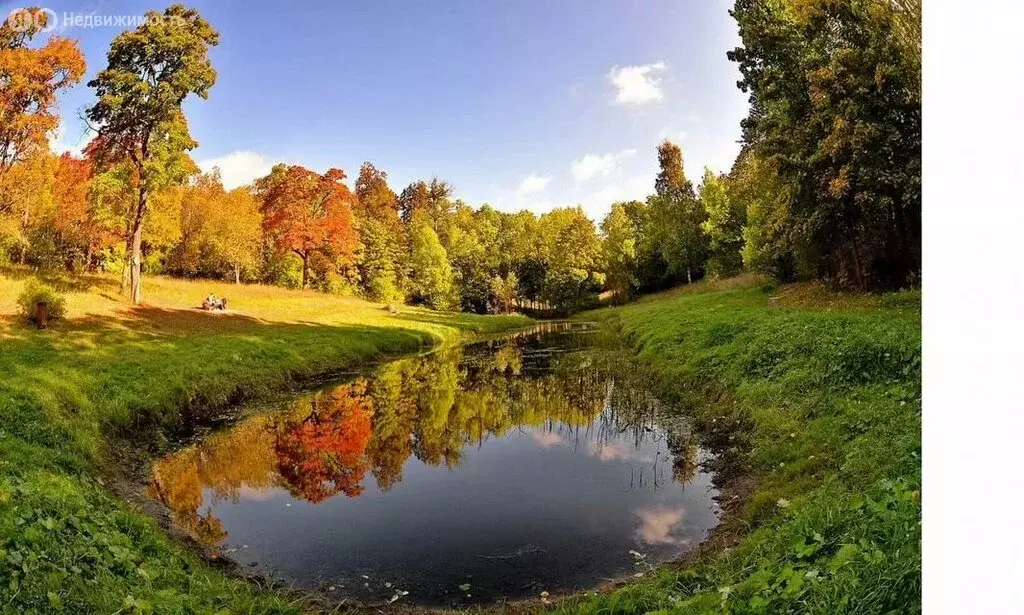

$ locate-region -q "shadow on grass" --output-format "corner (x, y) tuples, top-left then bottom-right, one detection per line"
(0, 265), (121, 295)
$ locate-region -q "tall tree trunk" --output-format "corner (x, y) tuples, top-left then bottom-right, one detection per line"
(120, 219), (132, 295)
(300, 252), (309, 288)
(128, 186), (148, 304)
(129, 216), (143, 304)
(686, 267), (692, 284)
(234, 263), (240, 284)
(850, 237), (866, 291)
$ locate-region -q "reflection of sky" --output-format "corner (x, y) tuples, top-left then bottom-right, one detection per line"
(586, 440), (656, 464)
(531, 430), (563, 449)
(634, 505), (689, 546)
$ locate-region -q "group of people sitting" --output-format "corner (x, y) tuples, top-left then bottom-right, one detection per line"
(201, 293), (228, 311)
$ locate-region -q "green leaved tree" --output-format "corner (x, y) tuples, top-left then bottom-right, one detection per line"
(86, 4), (218, 303)
(646, 140), (708, 284)
(408, 217), (456, 310)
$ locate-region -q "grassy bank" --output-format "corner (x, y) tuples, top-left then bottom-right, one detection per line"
(0, 270), (529, 614)
(555, 278), (921, 614)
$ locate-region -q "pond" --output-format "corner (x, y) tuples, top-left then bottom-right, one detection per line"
(149, 323), (719, 606)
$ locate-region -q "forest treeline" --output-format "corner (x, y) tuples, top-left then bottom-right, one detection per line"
(0, 1), (920, 313)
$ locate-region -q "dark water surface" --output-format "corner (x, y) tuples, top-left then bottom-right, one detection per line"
(150, 323), (719, 606)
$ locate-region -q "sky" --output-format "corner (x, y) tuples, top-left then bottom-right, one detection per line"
(7, 0), (750, 221)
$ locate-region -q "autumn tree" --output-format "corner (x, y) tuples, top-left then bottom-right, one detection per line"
(0, 151), (54, 264)
(257, 165), (359, 288)
(215, 187), (262, 283)
(50, 153), (119, 270)
(86, 4), (218, 303)
(0, 9), (85, 175)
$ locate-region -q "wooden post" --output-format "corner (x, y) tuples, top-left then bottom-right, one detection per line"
(36, 301), (48, 329)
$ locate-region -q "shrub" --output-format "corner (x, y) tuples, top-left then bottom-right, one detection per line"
(17, 279), (68, 324)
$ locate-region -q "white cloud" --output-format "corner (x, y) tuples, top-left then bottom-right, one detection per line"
(578, 173), (652, 221)
(608, 62), (667, 106)
(48, 124), (91, 156)
(571, 149), (637, 183)
(657, 128), (689, 144)
(516, 173), (551, 195)
(197, 151), (273, 189)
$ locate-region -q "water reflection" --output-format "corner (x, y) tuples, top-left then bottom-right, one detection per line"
(150, 324), (718, 604)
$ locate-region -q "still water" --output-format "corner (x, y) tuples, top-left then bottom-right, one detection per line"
(150, 323), (719, 605)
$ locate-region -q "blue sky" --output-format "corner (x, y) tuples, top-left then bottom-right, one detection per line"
(9, 0), (749, 221)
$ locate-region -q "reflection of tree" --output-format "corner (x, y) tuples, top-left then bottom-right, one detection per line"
(151, 327), (703, 547)
(149, 416), (277, 546)
(274, 382), (373, 503)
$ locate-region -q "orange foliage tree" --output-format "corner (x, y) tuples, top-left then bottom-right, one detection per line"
(52, 153), (116, 268)
(0, 9), (86, 175)
(257, 164), (359, 288)
(273, 383), (373, 503)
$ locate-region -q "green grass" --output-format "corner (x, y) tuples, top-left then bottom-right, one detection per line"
(0, 270), (529, 614)
(1, 269), (920, 614)
(551, 280), (921, 615)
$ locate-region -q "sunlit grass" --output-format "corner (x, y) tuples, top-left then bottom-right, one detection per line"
(557, 279), (921, 614)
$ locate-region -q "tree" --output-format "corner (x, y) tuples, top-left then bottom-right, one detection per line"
(728, 0), (920, 289)
(699, 168), (745, 278)
(407, 217), (455, 310)
(354, 161), (399, 222)
(51, 153), (118, 270)
(354, 162), (404, 302)
(215, 187), (262, 283)
(539, 206), (604, 311)
(257, 165), (359, 288)
(0, 151), (54, 264)
(168, 170), (222, 275)
(86, 4), (218, 303)
(646, 140), (708, 284)
(601, 202), (640, 298)
(489, 271), (519, 314)
(0, 9), (85, 175)
(439, 202), (500, 313)
(398, 178), (452, 228)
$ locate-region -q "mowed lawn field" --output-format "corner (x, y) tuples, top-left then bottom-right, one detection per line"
(551, 278), (921, 615)
(0, 269), (529, 614)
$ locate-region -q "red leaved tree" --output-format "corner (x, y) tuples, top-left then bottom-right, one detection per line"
(257, 164), (359, 288)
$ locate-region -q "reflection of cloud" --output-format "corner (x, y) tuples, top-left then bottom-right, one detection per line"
(635, 506), (688, 545)
(531, 430), (563, 449)
(237, 486), (278, 502)
(586, 441), (653, 463)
